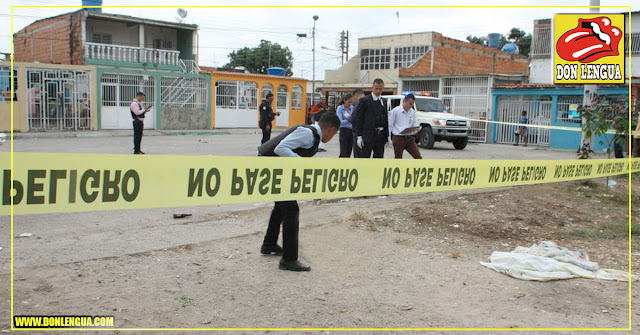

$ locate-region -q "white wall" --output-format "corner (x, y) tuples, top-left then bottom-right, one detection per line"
(529, 59), (553, 84)
(325, 32), (434, 86)
(86, 19), (138, 47)
(144, 25), (178, 50)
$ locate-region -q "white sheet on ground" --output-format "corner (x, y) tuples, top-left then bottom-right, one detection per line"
(480, 241), (637, 282)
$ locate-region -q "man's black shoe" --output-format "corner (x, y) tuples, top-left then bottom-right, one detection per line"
(317, 148), (327, 152)
(260, 244), (283, 255)
(279, 259), (311, 272)
(134, 151), (145, 155)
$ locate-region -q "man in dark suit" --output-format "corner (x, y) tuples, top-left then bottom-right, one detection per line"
(355, 78), (388, 158)
(349, 88), (365, 158)
(259, 93), (278, 144)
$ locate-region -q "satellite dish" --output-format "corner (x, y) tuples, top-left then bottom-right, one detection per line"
(176, 8), (188, 23)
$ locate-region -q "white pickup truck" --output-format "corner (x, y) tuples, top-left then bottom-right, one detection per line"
(381, 95), (471, 150)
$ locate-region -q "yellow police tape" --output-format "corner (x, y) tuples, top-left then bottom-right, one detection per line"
(2, 152), (639, 215)
(467, 118), (639, 136)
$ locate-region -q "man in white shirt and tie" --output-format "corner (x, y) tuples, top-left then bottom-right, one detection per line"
(388, 93), (422, 159)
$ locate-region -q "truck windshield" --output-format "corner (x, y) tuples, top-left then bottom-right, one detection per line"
(414, 99), (446, 113)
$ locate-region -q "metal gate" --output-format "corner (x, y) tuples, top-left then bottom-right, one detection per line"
(494, 97), (551, 146)
(26, 68), (92, 131)
(100, 73), (155, 129)
(402, 79), (439, 97)
(441, 77), (489, 142)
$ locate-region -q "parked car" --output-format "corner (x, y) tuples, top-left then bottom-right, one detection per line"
(381, 95), (471, 149)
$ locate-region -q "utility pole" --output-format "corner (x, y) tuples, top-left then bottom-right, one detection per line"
(339, 30), (349, 65)
(312, 15), (319, 107)
(579, 0), (599, 158)
(339, 31), (346, 65)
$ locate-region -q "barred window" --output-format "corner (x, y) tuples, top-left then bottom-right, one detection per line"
(291, 85), (303, 110)
(262, 83), (273, 100)
(394, 46), (428, 68)
(100, 73), (155, 107)
(531, 20), (551, 58)
(625, 32), (640, 55)
(216, 80), (238, 108)
(91, 33), (112, 44)
(360, 48), (391, 70)
(216, 80), (258, 109)
(556, 96), (583, 123)
(0, 66), (18, 101)
(276, 85), (288, 109)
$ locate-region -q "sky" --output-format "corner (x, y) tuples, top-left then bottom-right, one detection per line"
(1, 0), (637, 80)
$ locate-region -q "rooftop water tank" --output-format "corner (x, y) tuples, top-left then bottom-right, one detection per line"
(267, 67), (286, 76)
(501, 43), (520, 54)
(82, 0), (103, 13)
(487, 33), (501, 48)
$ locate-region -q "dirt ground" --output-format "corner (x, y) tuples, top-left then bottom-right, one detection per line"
(1, 173), (638, 334)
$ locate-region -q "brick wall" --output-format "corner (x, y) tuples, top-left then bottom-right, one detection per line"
(399, 33), (529, 77)
(13, 11), (84, 65)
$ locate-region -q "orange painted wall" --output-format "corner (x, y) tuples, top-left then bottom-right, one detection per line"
(203, 69), (307, 129)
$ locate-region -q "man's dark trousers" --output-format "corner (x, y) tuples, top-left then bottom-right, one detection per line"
(361, 140), (385, 158)
(261, 126), (271, 144)
(133, 119), (144, 153)
(352, 136), (361, 158)
(263, 200), (299, 261)
(339, 128), (353, 157)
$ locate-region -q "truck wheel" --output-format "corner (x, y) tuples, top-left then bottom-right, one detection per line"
(453, 137), (468, 150)
(418, 127), (435, 149)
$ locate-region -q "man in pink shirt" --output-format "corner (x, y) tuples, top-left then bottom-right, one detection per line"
(130, 92), (151, 154)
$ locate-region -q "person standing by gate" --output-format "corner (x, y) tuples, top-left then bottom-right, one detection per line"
(513, 110), (528, 147)
(257, 113), (340, 271)
(130, 92), (152, 154)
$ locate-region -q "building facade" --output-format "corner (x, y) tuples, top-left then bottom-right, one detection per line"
(490, 11), (639, 150)
(323, 31), (529, 142)
(13, 9), (211, 131)
(202, 68), (307, 129)
(0, 61), (98, 132)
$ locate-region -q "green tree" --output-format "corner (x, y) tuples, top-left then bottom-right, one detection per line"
(507, 28), (532, 57)
(466, 28), (532, 57)
(223, 40), (294, 76)
(578, 95), (631, 159)
(466, 35), (487, 46)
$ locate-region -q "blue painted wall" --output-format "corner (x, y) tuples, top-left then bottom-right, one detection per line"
(492, 86), (629, 152)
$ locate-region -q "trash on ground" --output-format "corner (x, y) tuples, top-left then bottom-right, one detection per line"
(607, 180), (617, 187)
(418, 250), (428, 255)
(480, 241), (637, 282)
(17, 233), (33, 238)
(173, 213), (192, 219)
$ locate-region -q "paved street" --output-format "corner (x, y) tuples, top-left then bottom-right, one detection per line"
(1, 129), (604, 160)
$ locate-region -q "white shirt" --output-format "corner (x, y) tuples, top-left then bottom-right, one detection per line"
(389, 105), (419, 136)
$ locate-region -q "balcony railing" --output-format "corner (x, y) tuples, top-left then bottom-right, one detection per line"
(85, 42), (180, 66)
